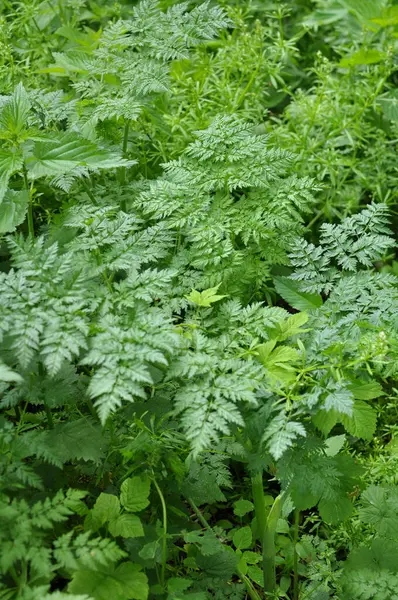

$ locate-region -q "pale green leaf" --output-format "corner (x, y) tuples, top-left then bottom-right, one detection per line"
(233, 499), (254, 517)
(324, 434), (346, 457)
(348, 380), (384, 401)
(0, 148), (24, 201)
(0, 189), (29, 233)
(69, 562), (148, 600)
(232, 526), (252, 550)
(108, 514), (144, 538)
(340, 49), (386, 68)
(185, 283), (227, 307)
(120, 475), (151, 512)
(92, 493), (120, 525)
(0, 360), (23, 383)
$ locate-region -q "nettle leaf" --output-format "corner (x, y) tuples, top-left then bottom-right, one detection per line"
(313, 401), (377, 440)
(26, 133), (133, 179)
(31, 418), (106, 465)
(0, 189), (29, 234)
(274, 276), (323, 312)
(120, 476), (151, 512)
(341, 401), (377, 440)
(0, 82), (31, 137)
(0, 148), (24, 201)
(348, 380), (384, 401)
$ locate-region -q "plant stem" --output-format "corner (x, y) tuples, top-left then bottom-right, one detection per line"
(122, 119), (130, 155)
(82, 178), (97, 204)
(188, 497), (213, 531)
(251, 472), (266, 540)
(237, 569), (262, 600)
(38, 362), (53, 429)
(86, 396), (98, 420)
(23, 165), (34, 237)
(293, 509), (300, 600)
(263, 492), (286, 595)
(153, 478), (167, 590)
(119, 119), (130, 212)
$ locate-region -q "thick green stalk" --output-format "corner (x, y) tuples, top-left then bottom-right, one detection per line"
(153, 478), (168, 590)
(251, 472), (267, 541)
(263, 493), (286, 595)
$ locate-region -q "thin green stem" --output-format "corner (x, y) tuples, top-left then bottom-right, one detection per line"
(23, 165), (34, 237)
(82, 178), (97, 204)
(251, 472), (267, 541)
(237, 569), (262, 600)
(293, 509), (300, 600)
(86, 396), (98, 420)
(38, 362), (53, 429)
(122, 119), (130, 155)
(153, 478), (167, 590)
(119, 119), (131, 212)
(188, 497), (213, 531)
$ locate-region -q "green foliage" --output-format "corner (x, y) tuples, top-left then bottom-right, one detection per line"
(0, 0), (397, 599)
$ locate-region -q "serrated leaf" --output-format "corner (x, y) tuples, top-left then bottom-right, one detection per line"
(274, 276), (322, 311)
(312, 409), (339, 436)
(323, 383), (354, 416)
(340, 49), (386, 68)
(348, 380), (384, 401)
(42, 418), (106, 463)
(108, 514), (144, 538)
(318, 496), (353, 524)
(0, 82), (31, 136)
(0, 360), (23, 383)
(120, 475), (151, 512)
(0, 189), (29, 233)
(232, 526), (252, 550)
(270, 312), (309, 342)
(0, 148), (24, 201)
(26, 133), (133, 179)
(196, 548), (238, 579)
(69, 562), (148, 600)
(92, 493), (120, 525)
(185, 283), (227, 307)
(341, 401), (377, 440)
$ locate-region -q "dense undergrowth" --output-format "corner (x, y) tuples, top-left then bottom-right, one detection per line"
(0, 0), (397, 599)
